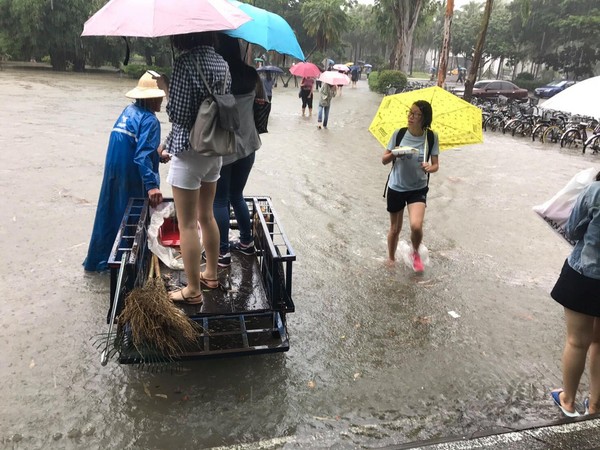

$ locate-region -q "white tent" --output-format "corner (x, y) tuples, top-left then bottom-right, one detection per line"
(540, 76), (600, 119)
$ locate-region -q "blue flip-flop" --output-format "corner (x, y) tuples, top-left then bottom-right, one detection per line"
(584, 397), (590, 415)
(551, 389), (580, 417)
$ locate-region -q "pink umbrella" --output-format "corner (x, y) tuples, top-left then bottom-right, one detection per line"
(289, 62), (321, 78)
(332, 64), (349, 72)
(319, 71), (350, 86)
(81, 0), (252, 37)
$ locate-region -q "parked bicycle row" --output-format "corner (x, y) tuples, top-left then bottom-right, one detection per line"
(477, 97), (600, 154)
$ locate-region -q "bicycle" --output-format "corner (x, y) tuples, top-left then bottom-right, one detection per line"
(560, 117), (599, 151)
(583, 123), (600, 154)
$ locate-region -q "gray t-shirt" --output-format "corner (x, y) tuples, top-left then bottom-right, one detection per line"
(386, 129), (439, 192)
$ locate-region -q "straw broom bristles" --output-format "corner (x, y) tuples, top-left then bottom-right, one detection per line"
(119, 254), (200, 359)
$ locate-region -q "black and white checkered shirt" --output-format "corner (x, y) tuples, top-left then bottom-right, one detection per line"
(165, 45), (231, 155)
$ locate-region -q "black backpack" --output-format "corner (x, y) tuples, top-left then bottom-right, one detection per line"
(383, 127), (435, 198)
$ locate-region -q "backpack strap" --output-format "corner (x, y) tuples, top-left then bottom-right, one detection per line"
(383, 128), (408, 198)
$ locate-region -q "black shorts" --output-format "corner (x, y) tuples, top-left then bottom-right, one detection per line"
(551, 259), (600, 317)
(387, 186), (428, 213)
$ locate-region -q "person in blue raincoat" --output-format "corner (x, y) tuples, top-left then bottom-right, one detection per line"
(83, 72), (167, 271)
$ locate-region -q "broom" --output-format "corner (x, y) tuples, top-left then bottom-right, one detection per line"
(118, 253), (200, 360)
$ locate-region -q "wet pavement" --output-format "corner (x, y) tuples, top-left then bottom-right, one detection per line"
(1, 67), (599, 449)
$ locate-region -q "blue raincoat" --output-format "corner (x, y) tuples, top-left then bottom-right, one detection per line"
(83, 103), (161, 271)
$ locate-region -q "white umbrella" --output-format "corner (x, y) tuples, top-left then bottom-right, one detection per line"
(540, 76), (600, 119)
(319, 71), (350, 86)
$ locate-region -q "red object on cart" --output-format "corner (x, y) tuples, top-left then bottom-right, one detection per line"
(159, 217), (181, 247)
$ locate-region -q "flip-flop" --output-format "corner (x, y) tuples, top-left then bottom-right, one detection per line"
(169, 288), (203, 305)
(551, 389), (580, 417)
(584, 397), (590, 415)
(199, 272), (223, 291)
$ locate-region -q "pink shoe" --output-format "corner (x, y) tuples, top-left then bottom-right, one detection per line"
(412, 250), (424, 272)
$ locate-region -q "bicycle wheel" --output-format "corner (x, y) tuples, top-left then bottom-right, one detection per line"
(560, 129), (581, 149)
(485, 115), (504, 132)
(542, 125), (562, 144)
(513, 122), (532, 137)
(503, 119), (519, 135)
(583, 135), (600, 154)
(531, 123), (549, 142)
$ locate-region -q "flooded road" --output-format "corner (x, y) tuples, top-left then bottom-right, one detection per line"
(1, 68), (598, 449)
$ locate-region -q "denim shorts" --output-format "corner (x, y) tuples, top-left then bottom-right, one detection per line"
(167, 150), (222, 190)
(386, 186), (429, 213)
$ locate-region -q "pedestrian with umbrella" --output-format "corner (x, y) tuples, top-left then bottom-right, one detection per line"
(299, 76), (315, 117)
(257, 66), (283, 102)
(369, 86), (483, 271)
(380, 101), (439, 272)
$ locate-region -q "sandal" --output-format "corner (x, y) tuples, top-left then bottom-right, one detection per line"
(169, 288), (203, 305)
(199, 272), (222, 291)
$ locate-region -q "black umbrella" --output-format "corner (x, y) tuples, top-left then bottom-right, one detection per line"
(257, 65), (284, 74)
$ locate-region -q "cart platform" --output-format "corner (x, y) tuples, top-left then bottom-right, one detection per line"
(104, 196), (295, 364)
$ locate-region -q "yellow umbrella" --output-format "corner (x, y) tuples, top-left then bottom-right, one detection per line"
(369, 86), (483, 151)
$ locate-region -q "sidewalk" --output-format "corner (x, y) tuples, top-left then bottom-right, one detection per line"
(392, 415), (600, 449)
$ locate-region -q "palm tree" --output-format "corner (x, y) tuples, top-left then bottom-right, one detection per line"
(301, 0), (349, 51)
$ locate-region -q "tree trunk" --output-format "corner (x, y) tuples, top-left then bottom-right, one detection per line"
(49, 49), (68, 71)
(464, 0), (494, 102)
(495, 56), (504, 79)
(437, 0), (454, 87)
(391, 0), (423, 72)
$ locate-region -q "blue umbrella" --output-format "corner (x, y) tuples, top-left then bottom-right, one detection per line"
(224, 0), (305, 61)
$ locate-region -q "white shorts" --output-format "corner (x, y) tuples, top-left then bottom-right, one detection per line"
(167, 151), (222, 190)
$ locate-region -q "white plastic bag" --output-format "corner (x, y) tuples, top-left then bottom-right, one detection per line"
(398, 240), (430, 269)
(147, 202), (187, 270)
(532, 167), (596, 244)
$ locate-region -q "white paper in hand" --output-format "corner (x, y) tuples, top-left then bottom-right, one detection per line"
(392, 146), (419, 157)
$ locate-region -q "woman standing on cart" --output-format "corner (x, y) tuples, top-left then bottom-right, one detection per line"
(164, 32), (230, 304)
(83, 72), (166, 272)
(211, 34), (264, 267)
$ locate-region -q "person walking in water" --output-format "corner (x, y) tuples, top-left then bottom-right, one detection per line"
(299, 76), (314, 116)
(550, 170), (600, 417)
(381, 100), (439, 272)
(317, 82), (336, 129)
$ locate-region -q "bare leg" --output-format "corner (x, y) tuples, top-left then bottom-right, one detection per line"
(197, 181), (219, 281)
(588, 317), (600, 414)
(561, 307), (595, 413)
(387, 210), (403, 264)
(407, 202), (426, 252)
(171, 186), (202, 298)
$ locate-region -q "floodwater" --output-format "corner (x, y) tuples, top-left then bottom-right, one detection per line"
(1, 67), (598, 449)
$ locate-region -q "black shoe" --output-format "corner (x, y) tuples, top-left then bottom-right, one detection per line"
(218, 252), (231, 267)
(230, 240), (255, 255)
(202, 250), (231, 267)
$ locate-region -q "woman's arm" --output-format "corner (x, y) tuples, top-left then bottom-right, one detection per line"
(382, 150), (395, 165)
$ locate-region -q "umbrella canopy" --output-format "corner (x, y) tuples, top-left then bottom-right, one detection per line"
(332, 64), (349, 72)
(540, 76), (600, 119)
(82, 0), (252, 37)
(369, 86), (483, 151)
(345, 62), (354, 66)
(319, 71), (350, 86)
(257, 65), (284, 73)
(289, 62), (321, 78)
(364, 63), (373, 68)
(224, 0), (304, 60)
